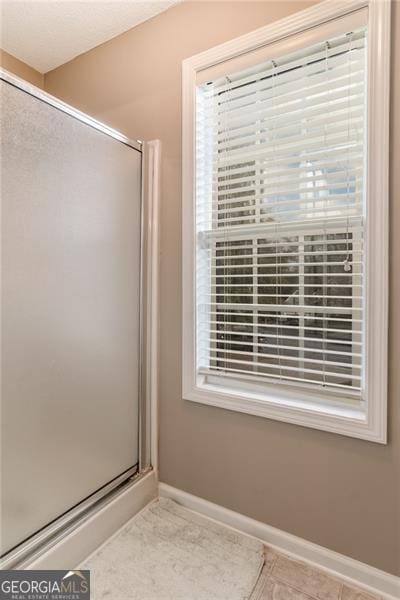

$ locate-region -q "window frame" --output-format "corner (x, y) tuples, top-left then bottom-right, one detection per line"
(182, 0), (390, 443)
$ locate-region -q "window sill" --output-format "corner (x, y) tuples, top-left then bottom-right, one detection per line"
(183, 381), (386, 444)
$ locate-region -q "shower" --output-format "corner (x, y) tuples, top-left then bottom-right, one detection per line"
(0, 69), (159, 568)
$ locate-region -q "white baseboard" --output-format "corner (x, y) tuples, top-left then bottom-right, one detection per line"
(159, 482), (400, 600)
(25, 471), (158, 570)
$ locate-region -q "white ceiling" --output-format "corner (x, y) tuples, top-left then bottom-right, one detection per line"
(0, 0), (182, 73)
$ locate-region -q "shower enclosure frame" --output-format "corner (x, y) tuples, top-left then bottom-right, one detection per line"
(0, 68), (160, 568)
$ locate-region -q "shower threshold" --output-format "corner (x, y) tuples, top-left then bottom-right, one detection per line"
(0, 466), (158, 570)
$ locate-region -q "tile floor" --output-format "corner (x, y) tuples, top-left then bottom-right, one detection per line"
(250, 547), (380, 600)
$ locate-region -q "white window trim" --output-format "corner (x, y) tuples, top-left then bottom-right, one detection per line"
(182, 0), (390, 443)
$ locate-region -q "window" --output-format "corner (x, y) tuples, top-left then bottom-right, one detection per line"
(182, 0), (390, 442)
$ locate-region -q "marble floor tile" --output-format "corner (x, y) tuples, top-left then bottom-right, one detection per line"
(340, 584), (381, 600)
(271, 554), (342, 600)
(250, 547), (382, 600)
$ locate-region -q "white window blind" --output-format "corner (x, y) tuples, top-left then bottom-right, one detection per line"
(195, 27), (367, 402)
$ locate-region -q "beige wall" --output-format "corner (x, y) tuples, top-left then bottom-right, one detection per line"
(45, 1), (400, 575)
(0, 49), (44, 88)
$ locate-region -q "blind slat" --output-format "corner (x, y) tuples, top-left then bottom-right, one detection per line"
(198, 84), (365, 130)
(206, 322), (363, 338)
(199, 367), (362, 393)
(200, 356), (362, 381)
(205, 331), (362, 349)
(205, 345), (362, 362)
(209, 74), (365, 123)
(200, 308), (363, 321)
(207, 149), (364, 178)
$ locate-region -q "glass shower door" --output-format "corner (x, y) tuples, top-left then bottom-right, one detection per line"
(0, 74), (142, 556)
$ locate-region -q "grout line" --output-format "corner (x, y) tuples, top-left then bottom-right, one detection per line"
(268, 548), (278, 574)
(265, 572), (323, 600)
(339, 582), (344, 600)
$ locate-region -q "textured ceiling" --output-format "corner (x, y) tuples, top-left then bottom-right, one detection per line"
(0, 0), (182, 73)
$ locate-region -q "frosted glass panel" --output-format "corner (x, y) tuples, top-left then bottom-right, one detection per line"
(0, 79), (142, 554)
